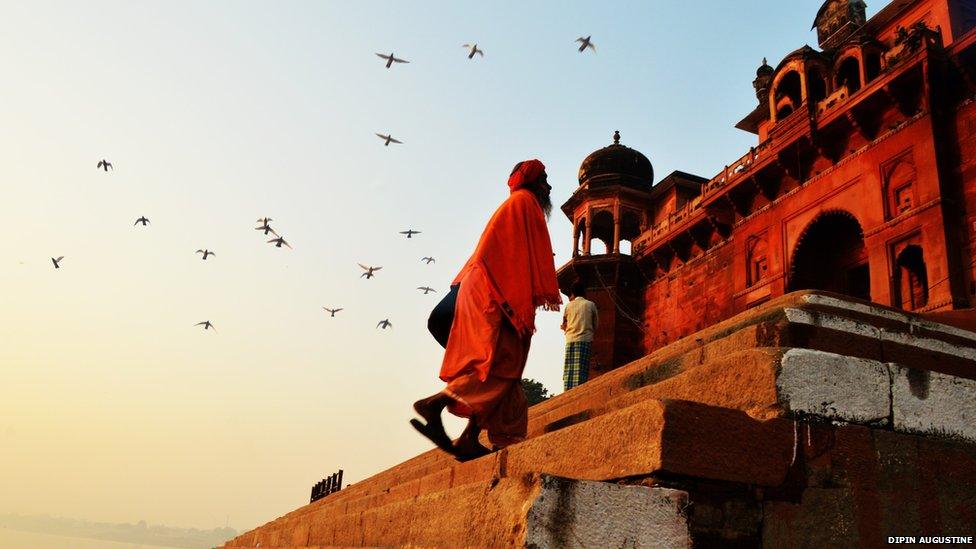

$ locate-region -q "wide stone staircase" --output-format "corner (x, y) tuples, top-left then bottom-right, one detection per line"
(221, 291), (976, 548)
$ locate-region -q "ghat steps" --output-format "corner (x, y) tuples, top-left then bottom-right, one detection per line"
(222, 291), (976, 548)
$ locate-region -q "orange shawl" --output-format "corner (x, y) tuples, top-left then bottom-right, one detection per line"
(452, 189), (562, 335)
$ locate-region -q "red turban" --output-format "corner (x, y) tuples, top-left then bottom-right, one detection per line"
(507, 159), (545, 192)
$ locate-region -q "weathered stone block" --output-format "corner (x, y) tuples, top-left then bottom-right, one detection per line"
(777, 348), (890, 425)
(506, 399), (793, 487)
(890, 363), (976, 442)
(525, 476), (690, 548)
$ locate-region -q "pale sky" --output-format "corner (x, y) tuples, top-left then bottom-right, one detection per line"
(0, 0), (880, 534)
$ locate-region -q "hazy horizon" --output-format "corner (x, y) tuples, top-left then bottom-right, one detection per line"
(0, 0), (873, 534)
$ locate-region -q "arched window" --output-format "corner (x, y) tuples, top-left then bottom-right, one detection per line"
(885, 160), (916, 218)
(574, 218), (587, 256)
(836, 56), (862, 94)
(590, 210), (614, 256)
(619, 211), (642, 256)
(747, 233), (769, 287)
(895, 245), (928, 310)
(775, 71), (803, 120)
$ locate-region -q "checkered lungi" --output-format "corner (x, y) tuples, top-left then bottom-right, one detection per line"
(563, 341), (592, 391)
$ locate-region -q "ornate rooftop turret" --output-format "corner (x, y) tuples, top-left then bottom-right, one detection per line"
(578, 130), (654, 191)
(813, 0), (867, 49)
(753, 58), (774, 105)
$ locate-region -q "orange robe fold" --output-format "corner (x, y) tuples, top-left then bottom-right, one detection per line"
(438, 189), (561, 446)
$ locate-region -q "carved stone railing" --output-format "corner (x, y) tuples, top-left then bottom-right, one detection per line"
(817, 85), (850, 115)
(701, 137), (773, 198)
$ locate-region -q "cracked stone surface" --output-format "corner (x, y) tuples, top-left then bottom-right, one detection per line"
(890, 363), (976, 442)
(777, 348), (890, 425)
(525, 476), (690, 549)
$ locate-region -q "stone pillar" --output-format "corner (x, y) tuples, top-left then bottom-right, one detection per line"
(573, 218), (582, 258)
(583, 208), (593, 256)
(613, 202), (621, 254)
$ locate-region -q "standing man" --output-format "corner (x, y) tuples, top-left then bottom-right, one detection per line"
(411, 159), (561, 461)
(561, 281), (598, 391)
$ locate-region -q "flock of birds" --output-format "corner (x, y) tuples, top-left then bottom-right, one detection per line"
(51, 171), (439, 332)
(375, 36), (595, 70)
(371, 36), (596, 147)
(49, 35), (599, 334)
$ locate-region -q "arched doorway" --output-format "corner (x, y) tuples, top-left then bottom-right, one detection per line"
(789, 211), (870, 300)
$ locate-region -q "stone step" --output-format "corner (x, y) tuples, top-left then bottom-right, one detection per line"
(223, 398), (796, 547)
(228, 475), (692, 548)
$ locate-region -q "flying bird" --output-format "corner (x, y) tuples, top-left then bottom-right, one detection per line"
(376, 319), (393, 329)
(576, 36), (596, 53)
(399, 229), (421, 238)
(323, 307), (343, 317)
(255, 222), (278, 236)
(134, 216), (150, 226)
(195, 320), (216, 332)
(375, 133), (403, 146)
(97, 159), (113, 171)
(375, 52), (409, 68)
(196, 249), (215, 260)
(421, 256), (435, 264)
(417, 286), (437, 294)
(267, 237), (292, 249)
(51, 256), (64, 269)
(359, 264), (382, 279)
(462, 44), (484, 59)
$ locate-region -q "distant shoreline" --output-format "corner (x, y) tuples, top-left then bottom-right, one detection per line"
(1, 525), (188, 548)
(0, 515), (235, 549)
(0, 526), (185, 548)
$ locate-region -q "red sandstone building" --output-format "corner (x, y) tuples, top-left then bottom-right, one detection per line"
(560, 0), (976, 376)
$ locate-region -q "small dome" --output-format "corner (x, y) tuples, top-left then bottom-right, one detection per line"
(756, 57), (774, 77)
(578, 131), (654, 190)
(775, 45), (824, 72)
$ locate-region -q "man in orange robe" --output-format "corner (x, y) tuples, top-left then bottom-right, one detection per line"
(412, 159), (561, 461)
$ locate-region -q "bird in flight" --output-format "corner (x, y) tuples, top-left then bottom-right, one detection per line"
(462, 44), (484, 59)
(51, 256), (64, 269)
(421, 256), (435, 264)
(134, 216), (150, 226)
(399, 229), (421, 238)
(376, 319), (393, 329)
(375, 52), (409, 68)
(417, 286), (437, 294)
(359, 264), (382, 279)
(267, 237), (292, 249)
(576, 36), (596, 53)
(323, 307), (343, 317)
(255, 221), (278, 236)
(375, 133), (403, 146)
(196, 249), (215, 260)
(195, 320), (216, 332)
(97, 159), (113, 171)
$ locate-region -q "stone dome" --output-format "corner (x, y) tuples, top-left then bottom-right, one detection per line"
(578, 131), (654, 190)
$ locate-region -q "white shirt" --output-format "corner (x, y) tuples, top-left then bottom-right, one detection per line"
(562, 296), (598, 343)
